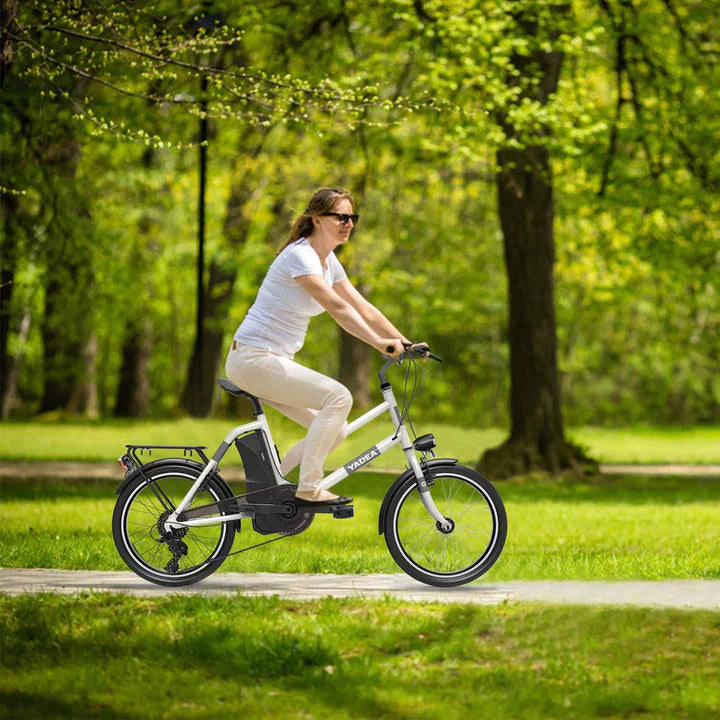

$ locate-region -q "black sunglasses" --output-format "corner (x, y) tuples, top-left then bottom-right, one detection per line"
(321, 212), (359, 225)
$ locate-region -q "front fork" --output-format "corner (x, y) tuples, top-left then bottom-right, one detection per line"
(398, 426), (452, 532)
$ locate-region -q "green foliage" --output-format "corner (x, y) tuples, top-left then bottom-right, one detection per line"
(2, 0), (718, 426)
(2, 594), (719, 719)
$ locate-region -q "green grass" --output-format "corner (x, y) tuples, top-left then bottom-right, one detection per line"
(1, 593), (719, 719)
(1, 416), (719, 466)
(569, 425), (720, 465)
(2, 473), (719, 580)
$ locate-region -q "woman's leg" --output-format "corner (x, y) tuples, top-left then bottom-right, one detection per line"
(262, 403), (348, 477)
(226, 345), (352, 495)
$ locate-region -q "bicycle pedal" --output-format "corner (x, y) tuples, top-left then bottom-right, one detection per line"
(332, 505), (354, 519)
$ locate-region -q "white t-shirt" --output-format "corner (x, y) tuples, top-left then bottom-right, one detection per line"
(234, 238), (347, 358)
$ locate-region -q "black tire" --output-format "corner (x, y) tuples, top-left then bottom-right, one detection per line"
(112, 464), (237, 587)
(383, 464), (507, 587)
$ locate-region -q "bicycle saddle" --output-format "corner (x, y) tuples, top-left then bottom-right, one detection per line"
(217, 378), (264, 415)
(217, 378), (248, 396)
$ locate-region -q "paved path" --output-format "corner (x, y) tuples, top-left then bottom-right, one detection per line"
(1, 569), (718, 610)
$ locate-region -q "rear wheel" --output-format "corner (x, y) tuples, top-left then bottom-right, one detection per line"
(112, 464), (236, 587)
(383, 465), (507, 587)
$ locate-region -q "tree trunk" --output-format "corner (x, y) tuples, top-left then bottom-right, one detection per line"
(338, 331), (371, 408)
(113, 147), (156, 418)
(181, 258), (239, 416)
(478, 146), (593, 478)
(1, 310), (30, 419)
(38, 133), (95, 414)
(0, 192), (19, 406)
(67, 332), (99, 418)
(114, 317), (151, 417)
(477, 10), (596, 478)
(181, 128), (269, 416)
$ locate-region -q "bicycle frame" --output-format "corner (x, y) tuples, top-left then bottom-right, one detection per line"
(164, 357), (448, 531)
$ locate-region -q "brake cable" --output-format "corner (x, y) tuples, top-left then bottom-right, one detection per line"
(392, 351), (425, 441)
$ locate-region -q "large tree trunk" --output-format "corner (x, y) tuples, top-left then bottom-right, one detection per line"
(478, 146), (593, 477)
(477, 10), (596, 478)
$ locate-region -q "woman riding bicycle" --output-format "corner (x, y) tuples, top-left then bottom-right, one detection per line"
(226, 187), (424, 506)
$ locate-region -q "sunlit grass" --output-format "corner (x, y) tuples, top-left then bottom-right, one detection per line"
(2, 593), (719, 720)
(2, 473), (718, 580)
(1, 417), (719, 465)
(570, 425), (720, 464)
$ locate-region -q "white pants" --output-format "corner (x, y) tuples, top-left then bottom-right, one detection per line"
(225, 343), (352, 491)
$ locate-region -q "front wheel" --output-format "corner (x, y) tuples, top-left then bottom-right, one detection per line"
(383, 465), (507, 587)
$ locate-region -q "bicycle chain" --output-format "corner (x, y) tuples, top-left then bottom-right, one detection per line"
(211, 525), (306, 563)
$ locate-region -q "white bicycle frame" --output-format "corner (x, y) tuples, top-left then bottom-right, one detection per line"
(165, 374), (449, 531)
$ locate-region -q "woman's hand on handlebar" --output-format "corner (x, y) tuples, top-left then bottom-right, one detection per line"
(407, 341), (430, 358)
(403, 341), (442, 362)
(379, 338), (404, 358)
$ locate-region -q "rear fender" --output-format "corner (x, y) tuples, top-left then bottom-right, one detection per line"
(377, 458), (458, 535)
(114, 457), (240, 533)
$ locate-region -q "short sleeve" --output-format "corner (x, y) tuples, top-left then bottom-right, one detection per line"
(328, 252), (347, 284)
(285, 244), (323, 279)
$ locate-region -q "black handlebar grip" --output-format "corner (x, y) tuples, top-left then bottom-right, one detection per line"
(386, 345), (396, 353)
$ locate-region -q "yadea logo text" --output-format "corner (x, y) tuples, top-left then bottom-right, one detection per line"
(344, 446), (380, 474)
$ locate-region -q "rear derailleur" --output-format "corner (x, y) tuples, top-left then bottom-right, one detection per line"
(155, 509), (188, 574)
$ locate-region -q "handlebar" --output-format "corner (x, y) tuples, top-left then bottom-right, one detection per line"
(378, 343), (442, 388)
(383, 343), (443, 363)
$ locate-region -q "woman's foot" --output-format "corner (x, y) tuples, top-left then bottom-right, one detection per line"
(294, 489), (353, 506)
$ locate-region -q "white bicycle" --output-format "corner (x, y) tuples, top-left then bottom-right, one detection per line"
(112, 345), (507, 588)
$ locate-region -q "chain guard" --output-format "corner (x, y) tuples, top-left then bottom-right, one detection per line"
(251, 484), (314, 536)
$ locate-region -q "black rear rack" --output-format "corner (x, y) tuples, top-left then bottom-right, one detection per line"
(124, 444), (210, 469)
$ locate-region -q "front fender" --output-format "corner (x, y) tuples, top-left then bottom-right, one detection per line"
(378, 458), (458, 535)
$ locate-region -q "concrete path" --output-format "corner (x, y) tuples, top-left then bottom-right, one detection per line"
(1, 569), (718, 610)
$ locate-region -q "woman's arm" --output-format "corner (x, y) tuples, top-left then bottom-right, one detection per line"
(333, 277), (411, 345)
(295, 275), (403, 356)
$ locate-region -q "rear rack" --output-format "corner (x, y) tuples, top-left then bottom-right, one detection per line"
(121, 445), (210, 474)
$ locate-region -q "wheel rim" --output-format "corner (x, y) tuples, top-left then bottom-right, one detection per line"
(393, 473), (500, 578)
(121, 471), (230, 579)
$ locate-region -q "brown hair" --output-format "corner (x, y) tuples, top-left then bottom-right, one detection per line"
(278, 187), (355, 254)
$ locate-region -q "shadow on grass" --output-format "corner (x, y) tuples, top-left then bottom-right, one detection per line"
(2, 594), (720, 719)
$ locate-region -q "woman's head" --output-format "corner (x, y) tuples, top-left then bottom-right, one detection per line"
(281, 187), (356, 251)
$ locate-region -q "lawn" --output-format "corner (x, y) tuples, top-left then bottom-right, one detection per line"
(1, 593), (719, 719)
(1, 473), (718, 580)
(3, 425), (719, 720)
(1, 418), (719, 466)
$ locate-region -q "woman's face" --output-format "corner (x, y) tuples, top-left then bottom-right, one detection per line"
(317, 197), (355, 245)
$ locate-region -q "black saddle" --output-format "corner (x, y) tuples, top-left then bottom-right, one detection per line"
(217, 378), (263, 415)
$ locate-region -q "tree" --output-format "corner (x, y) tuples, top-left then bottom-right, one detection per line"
(478, 4), (595, 477)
